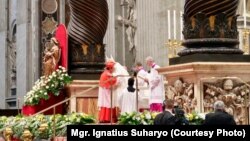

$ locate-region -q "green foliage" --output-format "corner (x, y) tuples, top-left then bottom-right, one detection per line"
(118, 111), (159, 125)
(185, 112), (205, 125)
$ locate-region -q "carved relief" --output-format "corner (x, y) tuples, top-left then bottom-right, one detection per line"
(183, 13), (239, 40)
(42, 17), (58, 35)
(41, 0), (58, 14)
(167, 79), (195, 114)
(204, 79), (250, 125)
(71, 43), (105, 65)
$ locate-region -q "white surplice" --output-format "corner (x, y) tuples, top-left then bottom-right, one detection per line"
(148, 64), (165, 104)
(118, 89), (137, 114)
(136, 69), (150, 109)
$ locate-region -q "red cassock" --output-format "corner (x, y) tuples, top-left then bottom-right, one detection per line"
(98, 70), (118, 123)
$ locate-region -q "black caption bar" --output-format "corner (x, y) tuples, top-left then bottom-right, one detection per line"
(67, 125), (250, 140)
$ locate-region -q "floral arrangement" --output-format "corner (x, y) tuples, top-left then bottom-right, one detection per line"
(24, 66), (72, 106)
(118, 111), (159, 125)
(186, 112), (205, 125)
(0, 113), (95, 139)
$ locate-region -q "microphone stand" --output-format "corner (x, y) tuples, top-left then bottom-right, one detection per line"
(136, 75), (139, 112)
(134, 71), (139, 112)
(110, 77), (113, 125)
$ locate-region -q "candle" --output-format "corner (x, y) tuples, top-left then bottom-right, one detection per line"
(173, 10), (176, 39)
(244, 0), (247, 28)
(168, 10), (171, 39)
(180, 11), (183, 40)
(17, 98), (20, 114)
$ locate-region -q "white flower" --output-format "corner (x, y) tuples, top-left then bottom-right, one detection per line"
(198, 113), (206, 120)
(76, 118), (80, 123)
(46, 86), (49, 89)
(51, 84), (55, 87)
(32, 86), (36, 90)
(44, 92), (48, 96)
(63, 69), (66, 73)
(35, 80), (39, 85)
(29, 98), (33, 103)
(145, 113), (151, 120)
(136, 117), (141, 121)
(52, 72), (56, 76)
(142, 121), (148, 125)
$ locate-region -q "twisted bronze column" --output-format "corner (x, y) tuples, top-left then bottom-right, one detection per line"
(68, 0), (109, 74)
(179, 0), (243, 56)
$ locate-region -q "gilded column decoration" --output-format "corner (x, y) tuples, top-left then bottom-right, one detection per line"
(204, 79), (250, 125)
(167, 79), (196, 114)
(179, 0), (243, 56)
(68, 0), (108, 74)
(42, 17), (58, 35)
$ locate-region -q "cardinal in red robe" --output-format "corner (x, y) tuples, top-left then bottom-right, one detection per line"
(98, 61), (118, 123)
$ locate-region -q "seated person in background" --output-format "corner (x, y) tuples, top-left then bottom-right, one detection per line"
(203, 100), (236, 125)
(119, 77), (137, 114)
(154, 99), (176, 125)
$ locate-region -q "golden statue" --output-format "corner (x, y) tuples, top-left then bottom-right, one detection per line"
(43, 37), (61, 77)
(3, 127), (13, 141)
(21, 128), (33, 141)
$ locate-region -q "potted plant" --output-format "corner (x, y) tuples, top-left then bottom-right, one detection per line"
(23, 66), (72, 115)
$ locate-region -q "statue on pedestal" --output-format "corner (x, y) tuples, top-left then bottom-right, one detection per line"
(43, 37), (61, 77)
(118, 0), (137, 51)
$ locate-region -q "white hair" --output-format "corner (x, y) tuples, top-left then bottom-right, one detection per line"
(213, 100), (225, 111)
(145, 56), (154, 62)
